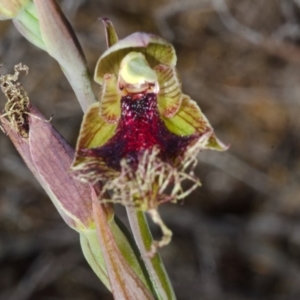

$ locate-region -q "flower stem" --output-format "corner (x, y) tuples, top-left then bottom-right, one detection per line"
(126, 207), (176, 300)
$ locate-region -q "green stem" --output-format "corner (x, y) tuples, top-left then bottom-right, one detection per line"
(126, 207), (176, 300)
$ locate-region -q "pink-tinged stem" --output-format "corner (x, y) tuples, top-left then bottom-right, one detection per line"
(33, 0), (96, 112)
(91, 187), (154, 300)
(126, 207), (176, 300)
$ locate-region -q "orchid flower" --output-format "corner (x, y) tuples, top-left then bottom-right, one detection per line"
(71, 22), (227, 254)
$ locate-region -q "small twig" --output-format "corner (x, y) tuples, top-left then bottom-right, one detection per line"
(212, 0), (264, 45)
(0, 254), (53, 300)
(197, 151), (271, 195)
(155, 0), (212, 40)
(212, 0), (300, 64)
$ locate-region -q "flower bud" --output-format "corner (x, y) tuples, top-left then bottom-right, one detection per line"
(0, 0), (30, 20)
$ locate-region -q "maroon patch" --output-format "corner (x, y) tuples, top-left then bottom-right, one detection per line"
(80, 93), (197, 170)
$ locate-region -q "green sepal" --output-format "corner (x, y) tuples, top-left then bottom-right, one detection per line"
(101, 17), (119, 48)
(162, 94), (227, 151)
(80, 230), (110, 290)
(162, 95), (207, 136)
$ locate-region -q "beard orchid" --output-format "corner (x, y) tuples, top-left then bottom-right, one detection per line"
(71, 21), (227, 254)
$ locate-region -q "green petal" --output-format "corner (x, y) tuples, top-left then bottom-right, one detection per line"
(94, 32), (176, 85)
(99, 74), (121, 124)
(155, 64), (181, 118)
(162, 94), (227, 151)
(162, 94), (208, 136)
(205, 134), (229, 151)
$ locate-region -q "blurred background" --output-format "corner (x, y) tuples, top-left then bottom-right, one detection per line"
(0, 0), (300, 299)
